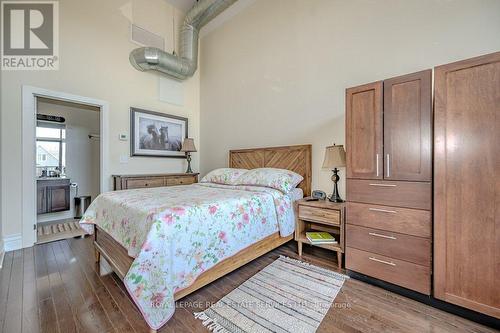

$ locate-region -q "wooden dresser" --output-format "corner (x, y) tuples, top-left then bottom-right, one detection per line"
(345, 70), (433, 295)
(112, 173), (199, 190)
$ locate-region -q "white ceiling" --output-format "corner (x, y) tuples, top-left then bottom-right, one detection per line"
(162, 0), (257, 37)
(164, 0), (198, 12)
(200, 0), (256, 37)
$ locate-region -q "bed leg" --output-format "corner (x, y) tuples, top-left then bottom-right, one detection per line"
(95, 248), (100, 263)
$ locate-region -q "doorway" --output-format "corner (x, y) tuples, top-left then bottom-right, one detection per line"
(36, 98), (100, 244)
(22, 86), (109, 248)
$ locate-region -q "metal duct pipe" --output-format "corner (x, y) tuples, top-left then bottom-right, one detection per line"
(129, 0), (237, 80)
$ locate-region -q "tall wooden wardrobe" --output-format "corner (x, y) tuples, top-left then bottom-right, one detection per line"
(345, 51), (500, 321)
(345, 70), (433, 295)
(434, 52), (500, 319)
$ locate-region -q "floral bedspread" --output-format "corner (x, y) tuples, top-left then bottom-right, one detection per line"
(80, 183), (295, 329)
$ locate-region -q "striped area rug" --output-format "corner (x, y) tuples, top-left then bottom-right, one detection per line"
(194, 256), (348, 333)
(37, 220), (87, 244)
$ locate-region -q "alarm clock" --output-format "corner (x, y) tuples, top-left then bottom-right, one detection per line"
(312, 190), (327, 200)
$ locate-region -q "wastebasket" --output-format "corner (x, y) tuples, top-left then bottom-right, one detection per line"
(74, 196), (91, 219)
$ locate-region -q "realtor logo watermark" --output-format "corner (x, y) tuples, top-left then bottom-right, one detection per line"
(1, 1), (59, 70)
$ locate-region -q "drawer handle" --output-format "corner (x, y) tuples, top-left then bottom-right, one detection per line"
(369, 183), (397, 187)
(369, 208), (397, 214)
(369, 257), (396, 266)
(369, 232), (396, 240)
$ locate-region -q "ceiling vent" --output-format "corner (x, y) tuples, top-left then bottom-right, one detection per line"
(130, 24), (165, 51)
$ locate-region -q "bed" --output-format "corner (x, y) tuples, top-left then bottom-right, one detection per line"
(85, 144), (311, 331)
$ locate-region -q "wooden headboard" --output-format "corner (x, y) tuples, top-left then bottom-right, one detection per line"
(229, 144), (312, 196)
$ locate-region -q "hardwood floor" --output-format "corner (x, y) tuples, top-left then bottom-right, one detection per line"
(0, 237), (496, 333)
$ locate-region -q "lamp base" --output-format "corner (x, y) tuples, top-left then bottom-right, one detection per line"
(329, 168), (344, 202)
(328, 195), (344, 203)
(185, 153), (193, 174)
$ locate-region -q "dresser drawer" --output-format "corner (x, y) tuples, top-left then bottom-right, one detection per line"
(346, 247), (430, 294)
(166, 176), (196, 186)
(347, 202), (431, 238)
(346, 224), (430, 266)
(347, 179), (431, 210)
(126, 178), (165, 189)
(298, 206), (340, 225)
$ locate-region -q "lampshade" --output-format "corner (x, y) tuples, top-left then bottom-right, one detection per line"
(180, 138), (197, 152)
(322, 145), (346, 169)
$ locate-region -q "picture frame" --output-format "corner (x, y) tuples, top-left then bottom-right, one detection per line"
(130, 107), (188, 158)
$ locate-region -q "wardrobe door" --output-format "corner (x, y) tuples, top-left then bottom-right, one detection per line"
(434, 52), (500, 319)
(346, 82), (383, 179)
(383, 70), (432, 181)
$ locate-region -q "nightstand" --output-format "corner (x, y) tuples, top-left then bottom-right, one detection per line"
(295, 198), (345, 269)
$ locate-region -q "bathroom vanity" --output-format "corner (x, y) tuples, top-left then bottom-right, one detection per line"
(37, 178), (71, 214)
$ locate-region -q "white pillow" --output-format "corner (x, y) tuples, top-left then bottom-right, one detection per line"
(200, 168), (248, 185)
(236, 168), (303, 193)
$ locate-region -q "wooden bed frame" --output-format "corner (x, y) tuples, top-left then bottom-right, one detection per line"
(94, 144), (311, 331)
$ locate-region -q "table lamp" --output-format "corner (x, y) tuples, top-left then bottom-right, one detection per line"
(180, 138), (197, 173)
(322, 144), (346, 202)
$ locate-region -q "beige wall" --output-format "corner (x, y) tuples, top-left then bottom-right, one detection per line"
(0, 0), (200, 239)
(200, 0), (500, 197)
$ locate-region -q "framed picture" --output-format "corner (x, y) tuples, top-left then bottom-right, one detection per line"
(130, 107), (188, 158)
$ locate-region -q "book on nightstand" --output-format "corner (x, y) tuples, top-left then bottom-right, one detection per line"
(306, 232), (337, 244)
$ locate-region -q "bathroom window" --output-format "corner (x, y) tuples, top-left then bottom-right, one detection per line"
(36, 122), (66, 177)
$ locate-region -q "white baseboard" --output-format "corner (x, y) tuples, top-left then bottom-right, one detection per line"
(4, 233), (22, 252)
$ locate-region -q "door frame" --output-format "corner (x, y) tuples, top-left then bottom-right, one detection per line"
(22, 86), (110, 248)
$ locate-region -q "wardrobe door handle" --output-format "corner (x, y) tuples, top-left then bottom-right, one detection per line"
(369, 257), (396, 266)
(376, 154), (379, 177)
(369, 208), (397, 214)
(386, 154), (390, 177)
(369, 232), (397, 240)
(369, 183), (396, 187)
